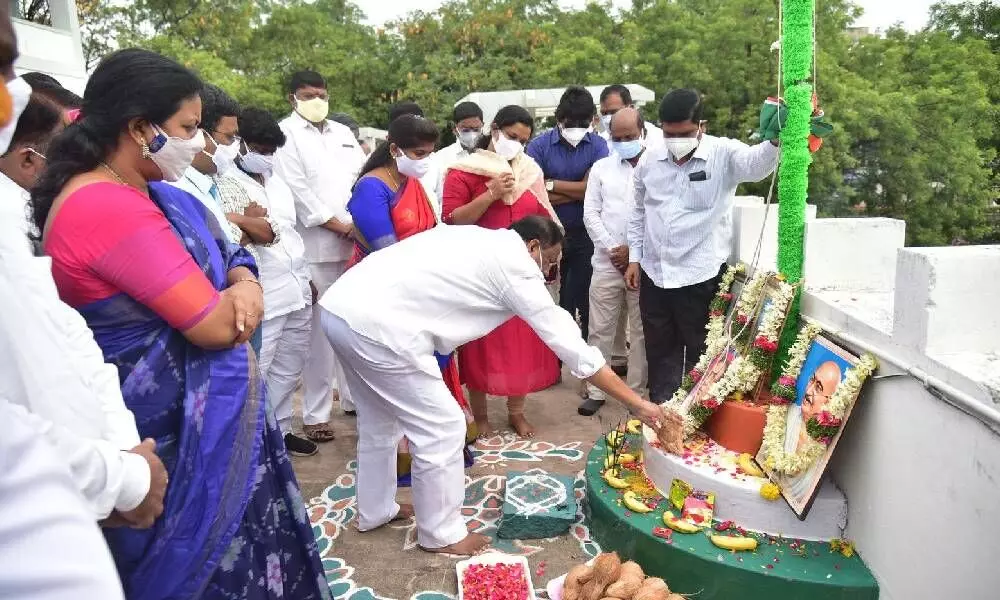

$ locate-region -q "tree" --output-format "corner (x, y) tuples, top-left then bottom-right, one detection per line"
(927, 1), (1000, 51)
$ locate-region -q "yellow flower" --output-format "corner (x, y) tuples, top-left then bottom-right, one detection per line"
(759, 482), (781, 501)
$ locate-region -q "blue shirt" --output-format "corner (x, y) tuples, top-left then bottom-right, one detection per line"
(526, 129), (609, 229)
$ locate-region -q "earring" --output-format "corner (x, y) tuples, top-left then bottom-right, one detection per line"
(140, 139), (152, 160)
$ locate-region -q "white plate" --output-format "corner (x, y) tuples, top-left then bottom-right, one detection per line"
(545, 558), (596, 600)
(456, 552), (537, 600)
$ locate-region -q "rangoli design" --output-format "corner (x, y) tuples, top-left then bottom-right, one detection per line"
(309, 442), (597, 599)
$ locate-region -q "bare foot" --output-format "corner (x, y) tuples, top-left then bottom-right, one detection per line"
(391, 503), (415, 522)
(421, 532), (491, 556)
(508, 413), (535, 438)
(475, 418), (494, 439)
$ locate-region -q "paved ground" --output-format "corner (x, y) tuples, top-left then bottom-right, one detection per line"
(290, 370), (629, 599)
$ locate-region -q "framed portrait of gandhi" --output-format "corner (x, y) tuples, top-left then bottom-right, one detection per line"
(757, 334), (863, 518)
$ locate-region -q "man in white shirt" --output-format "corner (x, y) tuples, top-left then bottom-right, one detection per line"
(0, 93), (62, 246)
(597, 84), (664, 151)
(626, 89), (780, 404)
(0, 13), (140, 596)
(318, 216), (664, 557)
(274, 70), (365, 439)
(580, 107), (649, 416)
(170, 85), (243, 248)
(0, 78), (166, 527)
(434, 101), (484, 194)
(224, 107), (319, 458)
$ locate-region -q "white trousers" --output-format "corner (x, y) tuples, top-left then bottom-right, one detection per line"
(321, 310), (468, 549)
(587, 267), (647, 400)
(303, 261), (353, 422)
(259, 305), (312, 435)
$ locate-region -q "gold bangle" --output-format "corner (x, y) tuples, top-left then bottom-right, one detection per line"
(234, 277), (262, 291)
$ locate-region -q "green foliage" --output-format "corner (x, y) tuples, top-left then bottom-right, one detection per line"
(79, 0), (999, 246)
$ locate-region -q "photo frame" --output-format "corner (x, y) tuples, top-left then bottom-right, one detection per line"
(757, 329), (877, 518)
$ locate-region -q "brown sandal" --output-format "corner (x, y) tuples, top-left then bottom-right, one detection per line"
(303, 423), (335, 443)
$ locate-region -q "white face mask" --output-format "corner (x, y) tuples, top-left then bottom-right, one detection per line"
(395, 150), (432, 179)
(240, 150), (274, 176)
(295, 97), (329, 123)
(457, 129), (480, 150)
(493, 131), (523, 161)
(561, 126), (589, 147)
(204, 133), (240, 175)
(599, 114), (613, 133)
(0, 77), (33, 155)
(147, 125), (206, 182)
(664, 136), (700, 161)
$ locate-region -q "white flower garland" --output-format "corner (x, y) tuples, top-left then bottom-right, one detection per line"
(666, 271), (796, 437)
(761, 325), (878, 475)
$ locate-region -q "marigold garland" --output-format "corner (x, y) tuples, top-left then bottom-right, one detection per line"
(761, 325), (878, 475)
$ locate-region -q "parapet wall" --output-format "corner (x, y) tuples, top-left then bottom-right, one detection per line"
(732, 197), (1000, 600)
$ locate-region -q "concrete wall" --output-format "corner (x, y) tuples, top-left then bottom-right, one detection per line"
(12, 0), (87, 93)
(731, 202), (1000, 600)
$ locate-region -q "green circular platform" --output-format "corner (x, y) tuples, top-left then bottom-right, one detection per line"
(584, 438), (879, 600)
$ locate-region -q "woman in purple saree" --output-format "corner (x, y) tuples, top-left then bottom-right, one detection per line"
(33, 49), (330, 600)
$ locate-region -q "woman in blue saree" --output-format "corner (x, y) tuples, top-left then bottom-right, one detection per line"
(32, 49), (329, 600)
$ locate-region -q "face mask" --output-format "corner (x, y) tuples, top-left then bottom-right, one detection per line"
(457, 129), (480, 150)
(240, 150), (274, 176)
(147, 125), (206, 182)
(493, 131), (523, 161)
(611, 138), (645, 160)
(599, 114), (613, 133)
(561, 126), (589, 147)
(0, 77), (33, 154)
(395, 150), (432, 179)
(204, 134), (240, 175)
(295, 97), (329, 123)
(664, 136), (700, 161)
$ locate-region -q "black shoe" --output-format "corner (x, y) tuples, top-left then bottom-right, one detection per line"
(577, 397), (606, 417)
(284, 433), (319, 457)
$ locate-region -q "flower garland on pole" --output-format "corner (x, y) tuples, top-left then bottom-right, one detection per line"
(774, 0), (815, 371)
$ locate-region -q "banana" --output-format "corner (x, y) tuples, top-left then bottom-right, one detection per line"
(626, 419), (643, 435)
(622, 491), (653, 514)
(738, 453), (765, 478)
(603, 469), (630, 489)
(606, 430), (625, 448)
(603, 453), (637, 469)
(662, 511), (700, 534)
(710, 535), (758, 552)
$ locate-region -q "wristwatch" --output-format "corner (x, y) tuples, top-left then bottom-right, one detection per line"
(545, 179), (555, 192)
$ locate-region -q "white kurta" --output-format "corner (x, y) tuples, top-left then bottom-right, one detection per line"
(0, 401), (126, 600)
(319, 225), (605, 548)
(0, 189), (149, 520)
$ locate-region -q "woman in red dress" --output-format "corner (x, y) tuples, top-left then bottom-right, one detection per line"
(442, 105), (562, 438)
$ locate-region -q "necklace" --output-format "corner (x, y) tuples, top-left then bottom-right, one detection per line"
(385, 166), (400, 191)
(101, 162), (129, 186)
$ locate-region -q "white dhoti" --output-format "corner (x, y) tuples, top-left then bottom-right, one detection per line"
(321, 309), (468, 549)
(303, 261), (354, 420)
(259, 305), (312, 434)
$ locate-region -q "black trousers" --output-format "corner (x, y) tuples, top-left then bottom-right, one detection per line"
(559, 226), (595, 340)
(639, 264), (726, 404)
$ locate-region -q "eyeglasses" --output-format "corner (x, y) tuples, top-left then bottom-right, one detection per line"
(27, 148), (46, 161)
(212, 130), (241, 146)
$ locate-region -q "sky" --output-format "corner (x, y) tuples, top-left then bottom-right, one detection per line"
(353, 0), (948, 32)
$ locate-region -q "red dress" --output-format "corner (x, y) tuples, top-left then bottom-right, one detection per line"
(442, 168), (561, 395)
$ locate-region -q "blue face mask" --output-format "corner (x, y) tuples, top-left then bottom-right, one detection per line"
(611, 138), (645, 160)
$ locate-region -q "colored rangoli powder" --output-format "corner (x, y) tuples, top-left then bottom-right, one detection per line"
(461, 563), (529, 600)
